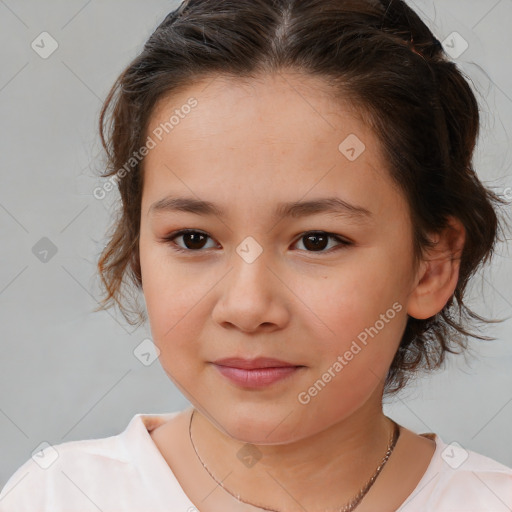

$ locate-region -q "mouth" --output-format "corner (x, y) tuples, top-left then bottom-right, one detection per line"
(210, 357), (305, 388)
(211, 356), (303, 370)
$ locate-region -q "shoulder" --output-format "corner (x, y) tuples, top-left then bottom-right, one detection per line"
(425, 436), (512, 511)
(0, 412), (185, 511)
(0, 427), (131, 511)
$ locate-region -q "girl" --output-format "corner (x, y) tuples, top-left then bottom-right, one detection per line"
(1, 0), (511, 510)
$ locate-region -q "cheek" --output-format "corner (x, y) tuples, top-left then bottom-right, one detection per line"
(140, 237), (196, 314)
(140, 245), (206, 359)
(144, 282), (207, 382)
(294, 255), (402, 334)
(292, 256), (406, 376)
(296, 296), (405, 421)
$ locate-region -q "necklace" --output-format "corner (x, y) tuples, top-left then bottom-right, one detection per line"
(188, 408), (400, 512)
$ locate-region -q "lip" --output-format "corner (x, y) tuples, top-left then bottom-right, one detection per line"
(212, 364), (303, 388)
(212, 357), (300, 369)
(211, 357), (305, 389)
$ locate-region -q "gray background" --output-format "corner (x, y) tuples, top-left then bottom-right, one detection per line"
(1, 0), (511, 492)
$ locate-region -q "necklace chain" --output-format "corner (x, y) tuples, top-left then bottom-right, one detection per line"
(188, 409), (400, 512)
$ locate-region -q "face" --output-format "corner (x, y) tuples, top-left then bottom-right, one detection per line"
(139, 72), (419, 444)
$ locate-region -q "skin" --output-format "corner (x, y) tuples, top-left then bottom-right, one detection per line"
(138, 71), (466, 511)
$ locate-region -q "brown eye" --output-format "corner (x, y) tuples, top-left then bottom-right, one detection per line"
(294, 231), (351, 253)
(164, 229), (217, 252)
(303, 232), (329, 251)
(180, 231), (208, 250)
(162, 229), (352, 255)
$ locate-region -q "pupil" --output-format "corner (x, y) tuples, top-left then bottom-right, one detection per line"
(304, 233), (327, 251)
(185, 232), (206, 249)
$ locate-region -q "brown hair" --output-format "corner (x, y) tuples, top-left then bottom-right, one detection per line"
(94, 0), (510, 397)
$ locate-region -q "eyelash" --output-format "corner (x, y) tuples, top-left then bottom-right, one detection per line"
(161, 229), (353, 255)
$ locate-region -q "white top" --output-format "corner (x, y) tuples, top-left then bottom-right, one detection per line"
(1, 408), (511, 511)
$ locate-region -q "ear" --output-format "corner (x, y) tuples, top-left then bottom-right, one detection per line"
(407, 216), (466, 320)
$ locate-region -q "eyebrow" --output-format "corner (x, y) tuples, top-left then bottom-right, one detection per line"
(149, 195), (373, 223)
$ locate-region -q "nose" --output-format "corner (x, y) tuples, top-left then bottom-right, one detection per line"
(211, 247), (290, 333)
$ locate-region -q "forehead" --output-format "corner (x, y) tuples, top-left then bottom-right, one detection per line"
(141, 72), (406, 223)
(146, 72), (373, 151)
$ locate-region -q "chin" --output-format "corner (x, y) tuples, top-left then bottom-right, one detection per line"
(218, 411), (307, 446)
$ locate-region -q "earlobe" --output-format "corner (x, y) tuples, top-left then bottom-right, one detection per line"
(406, 217), (466, 320)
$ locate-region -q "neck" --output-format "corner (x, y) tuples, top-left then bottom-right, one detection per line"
(189, 401), (396, 511)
